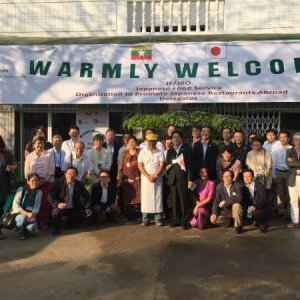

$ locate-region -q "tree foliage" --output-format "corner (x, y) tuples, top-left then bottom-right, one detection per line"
(123, 111), (243, 135)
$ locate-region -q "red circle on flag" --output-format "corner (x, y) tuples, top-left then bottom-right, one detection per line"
(211, 46), (221, 56)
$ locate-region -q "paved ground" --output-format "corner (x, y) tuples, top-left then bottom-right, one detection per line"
(1, 219), (300, 300)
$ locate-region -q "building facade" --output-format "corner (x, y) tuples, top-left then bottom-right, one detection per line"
(0, 0), (300, 168)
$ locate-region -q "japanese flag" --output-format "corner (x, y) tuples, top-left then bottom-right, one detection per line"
(205, 44), (227, 59)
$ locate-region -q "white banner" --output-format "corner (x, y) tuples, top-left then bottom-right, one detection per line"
(0, 41), (299, 104)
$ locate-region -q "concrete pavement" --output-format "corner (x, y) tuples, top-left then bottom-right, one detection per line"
(1, 220), (300, 300)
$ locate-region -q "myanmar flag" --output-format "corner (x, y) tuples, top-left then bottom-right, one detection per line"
(131, 45), (152, 60)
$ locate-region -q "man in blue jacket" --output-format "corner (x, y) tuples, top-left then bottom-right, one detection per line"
(210, 170), (244, 234)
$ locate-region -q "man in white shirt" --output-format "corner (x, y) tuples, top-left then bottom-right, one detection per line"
(272, 130), (292, 217)
(263, 128), (285, 216)
(263, 128), (282, 177)
(62, 125), (80, 155)
(48, 134), (66, 181)
(62, 141), (91, 183)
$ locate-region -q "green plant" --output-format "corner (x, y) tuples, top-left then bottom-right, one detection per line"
(123, 111), (243, 136)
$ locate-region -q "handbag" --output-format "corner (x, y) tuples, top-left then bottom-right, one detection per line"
(0, 212), (17, 230)
(0, 187), (26, 230)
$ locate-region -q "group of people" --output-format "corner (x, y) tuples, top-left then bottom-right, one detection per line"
(0, 123), (300, 240)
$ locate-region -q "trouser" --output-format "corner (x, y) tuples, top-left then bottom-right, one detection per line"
(170, 181), (189, 224)
(162, 179), (171, 217)
(91, 204), (119, 222)
(252, 208), (271, 224)
(52, 207), (86, 231)
(274, 170), (289, 213)
(213, 203), (243, 228)
(15, 214), (38, 237)
(142, 213), (161, 221)
(288, 176), (300, 224)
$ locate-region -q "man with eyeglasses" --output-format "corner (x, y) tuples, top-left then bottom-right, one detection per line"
(90, 169), (119, 223)
(210, 170), (244, 234)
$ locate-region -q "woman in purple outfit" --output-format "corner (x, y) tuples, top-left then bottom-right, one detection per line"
(190, 167), (215, 230)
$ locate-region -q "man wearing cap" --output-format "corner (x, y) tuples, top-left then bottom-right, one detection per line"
(138, 133), (165, 226)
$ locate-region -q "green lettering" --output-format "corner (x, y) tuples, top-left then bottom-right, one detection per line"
(80, 63), (93, 78)
(175, 63), (198, 78)
(57, 62), (71, 77)
(145, 64), (158, 78)
(227, 62), (238, 77)
(102, 64), (121, 78)
(245, 61), (261, 75)
(208, 62), (220, 77)
(294, 58), (300, 73)
(130, 64), (139, 78)
(29, 60), (52, 75)
(270, 59), (284, 74)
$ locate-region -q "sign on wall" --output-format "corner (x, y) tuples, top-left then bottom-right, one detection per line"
(0, 41), (299, 104)
(77, 111), (108, 150)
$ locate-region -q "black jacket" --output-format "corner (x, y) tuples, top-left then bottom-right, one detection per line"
(90, 182), (116, 209)
(192, 140), (218, 181)
(286, 147), (300, 187)
(212, 182), (244, 216)
(165, 143), (192, 184)
(48, 180), (91, 209)
(243, 180), (269, 210)
(103, 141), (121, 182)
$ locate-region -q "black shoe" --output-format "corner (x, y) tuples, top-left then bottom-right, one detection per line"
(169, 222), (180, 227)
(182, 223), (191, 230)
(259, 223), (268, 233)
(235, 227), (243, 234)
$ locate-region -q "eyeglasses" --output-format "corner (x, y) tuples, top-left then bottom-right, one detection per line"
(100, 176), (109, 178)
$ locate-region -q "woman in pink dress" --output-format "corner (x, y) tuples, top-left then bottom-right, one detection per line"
(189, 167), (215, 230)
(24, 135), (55, 229)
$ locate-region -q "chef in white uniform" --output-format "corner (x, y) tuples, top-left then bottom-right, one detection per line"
(138, 133), (165, 226)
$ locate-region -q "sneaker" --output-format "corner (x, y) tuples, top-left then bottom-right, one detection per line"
(155, 220), (163, 227)
(286, 222), (299, 228)
(141, 220), (150, 226)
(16, 235), (26, 240)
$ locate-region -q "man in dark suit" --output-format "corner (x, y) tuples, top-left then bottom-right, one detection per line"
(286, 132), (300, 228)
(242, 169), (271, 233)
(210, 170), (244, 234)
(165, 131), (193, 229)
(192, 126), (218, 181)
(90, 169), (119, 223)
(103, 128), (121, 185)
(49, 167), (92, 235)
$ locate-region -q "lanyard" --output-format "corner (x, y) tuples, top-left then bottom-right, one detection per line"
(53, 149), (62, 167)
